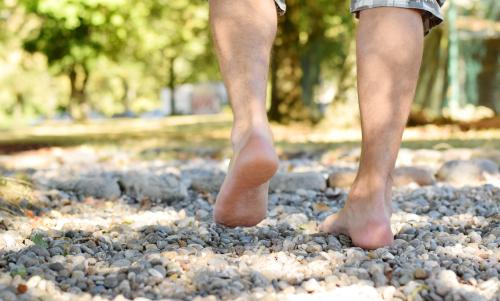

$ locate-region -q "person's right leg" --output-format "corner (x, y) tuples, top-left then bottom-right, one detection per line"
(320, 7), (424, 249)
(209, 0), (279, 227)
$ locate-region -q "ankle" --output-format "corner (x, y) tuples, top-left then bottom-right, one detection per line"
(349, 176), (388, 203)
(230, 122), (272, 148)
(353, 167), (395, 189)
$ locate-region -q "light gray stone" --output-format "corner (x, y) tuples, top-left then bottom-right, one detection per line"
(119, 171), (187, 201)
(393, 166), (436, 187)
(186, 169), (225, 193)
(303, 278), (321, 292)
(270, 172), (326, 192)
(50, 176), (121, 199)
(436, 159), (498, 185)
(104, 274), (119, 288)
(328, 169), (357, 188)
(434, 270), (460, 296)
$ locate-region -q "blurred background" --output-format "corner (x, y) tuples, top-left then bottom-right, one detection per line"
(0, 0), (498, 150)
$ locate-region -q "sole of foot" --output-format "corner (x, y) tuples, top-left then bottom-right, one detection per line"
(214, 128), (279, 227)
(319, 194), (394, 249)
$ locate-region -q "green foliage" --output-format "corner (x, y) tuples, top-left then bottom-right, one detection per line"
(22, 0), (129, 71)
(3, 0), (216, 120)
(10, 266), (27, 277)
(20, 0), (138, 118)
(30, 233), (49, 249)
(0, 0), (496, 124)
(134, 0), (214, 114)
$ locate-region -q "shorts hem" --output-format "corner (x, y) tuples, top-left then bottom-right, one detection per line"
(351, 2), (443, 35)
(274, 0), (286, 16)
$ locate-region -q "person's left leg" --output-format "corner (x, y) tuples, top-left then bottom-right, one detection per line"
(320, 7), (424, 249)
(209, 0), (279, 227)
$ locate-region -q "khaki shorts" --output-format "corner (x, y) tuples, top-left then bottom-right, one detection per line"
(274, 0), (444, 35)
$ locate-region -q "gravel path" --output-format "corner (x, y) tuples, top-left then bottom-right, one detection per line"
(0, 146), (499, 301)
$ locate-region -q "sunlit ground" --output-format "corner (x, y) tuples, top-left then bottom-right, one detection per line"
(0, 113), (499, 301)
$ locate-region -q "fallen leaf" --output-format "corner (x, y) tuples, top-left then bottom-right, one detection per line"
(140, 199), (152, 209)
(313, 202), (330, 213)
(17, 284), (28, 294)
(385, 270), (393, 280)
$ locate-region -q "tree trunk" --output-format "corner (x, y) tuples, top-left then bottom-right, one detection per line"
(68, 64), (90, 121)
(332, 39), (356, 104)
(168, 57), (176, 115)
(477, 37), (499, 114)
(120, 77), (136, 113)
(300, 38), (322, 123)
(411, 24), (449, 123)
(78, 65), (90, 119)
(68, 67), (78, 119)
(446, 0), (461, 116)
(269, 3), (310, 123)
(300, 6), (323, 110)
(14, 93), (25, 118)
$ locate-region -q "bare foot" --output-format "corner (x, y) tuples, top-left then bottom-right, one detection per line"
(214, 127), (279, 227)
(319, 180), (394, 249)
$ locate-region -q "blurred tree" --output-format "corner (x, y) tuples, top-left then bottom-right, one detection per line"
(413, 0), (499, 122)
(137, 0), (212, 115)
(0, 0), (60, 124)
(3, 0), (493, 125)
(21, 0), (135, 119)
(1, 0), (217, 123)
(269, 0), (355, 123)
(475, 0), (499, 114)
(477, 36), (499, 114)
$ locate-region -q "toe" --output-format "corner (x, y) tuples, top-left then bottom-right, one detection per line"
(319, 213), (344, 234)
(318, 215), (333, 233)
